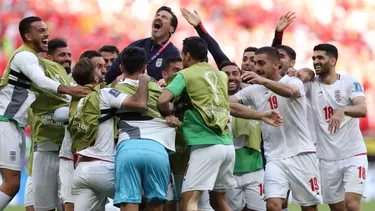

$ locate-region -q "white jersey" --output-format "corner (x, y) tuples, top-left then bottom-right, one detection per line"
(0, 51), (61, 126)
(60, 126), (73, 160)
(117, 78), (176, 153)
(54, 107), (73, 159)
(78, 88), (127, 162)
(305, 74), (367, 160)
(234, 76), (315, 161)
(307, 101), (317, 146)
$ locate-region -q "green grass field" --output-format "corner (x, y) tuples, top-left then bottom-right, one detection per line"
(4, 202), (375, 211)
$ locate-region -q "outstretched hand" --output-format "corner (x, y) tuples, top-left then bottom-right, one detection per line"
(261, 110), (283, 127)
(181, 8), (201, 27)
(276, 11), (296, 32)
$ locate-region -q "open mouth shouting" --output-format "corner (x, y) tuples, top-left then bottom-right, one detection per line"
(152, 19), (163, 32)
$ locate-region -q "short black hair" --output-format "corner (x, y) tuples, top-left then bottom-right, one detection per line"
(156, 6), (178, 34)
(162, 57), (182, 72)
(243, 47), (258, 54)
(255, 47), (280, 62)
(182, 36), (208, 62)
(19, 16), (43, 41)
(120, 46), (147, 75)
(47, 38), (68, 55)
(72, 58), (96, 86)
(219, 60), (240, 71)
(98, 45), (119, 55)
(79, 50), (102, 60)
(313, 44), (338, 60)
(276, 45), (296, 60)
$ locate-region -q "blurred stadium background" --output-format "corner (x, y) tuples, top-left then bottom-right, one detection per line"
(1, 0), (375, 209)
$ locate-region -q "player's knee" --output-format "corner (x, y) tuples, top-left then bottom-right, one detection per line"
(1, 172), (21, 196)
(4, 179), (20, 197)
(345, 200), (360, 211)
(266, 200), (282, 211)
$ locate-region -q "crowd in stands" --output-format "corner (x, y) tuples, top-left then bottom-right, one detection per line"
(0, 0), (374, 133)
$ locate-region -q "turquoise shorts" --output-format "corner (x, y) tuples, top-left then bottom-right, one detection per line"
(113, 139), (170, 207)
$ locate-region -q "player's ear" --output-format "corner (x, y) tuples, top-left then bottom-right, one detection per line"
(291, 60), (296, 67)
(274, 60), (281, 70)
(120, 64), (125, 73)
(330, 57), (337, 67)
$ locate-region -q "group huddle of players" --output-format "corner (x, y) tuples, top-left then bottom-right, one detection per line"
(0, 5), (368, 211)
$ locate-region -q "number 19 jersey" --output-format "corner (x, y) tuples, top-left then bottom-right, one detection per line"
(235, 76), (316, 161)
(305, 74), (367, 160)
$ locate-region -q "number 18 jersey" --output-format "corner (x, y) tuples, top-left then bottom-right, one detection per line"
(305, 74), (367, 160)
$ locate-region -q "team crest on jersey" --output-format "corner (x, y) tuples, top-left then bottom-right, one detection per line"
(156, 58), (163, 67)
(9, 151), (16, 161)
(334, 90), (341, 102)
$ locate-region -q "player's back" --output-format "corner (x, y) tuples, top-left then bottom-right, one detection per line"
(235, 75), (316, 161)
(306, 74), (366, 160)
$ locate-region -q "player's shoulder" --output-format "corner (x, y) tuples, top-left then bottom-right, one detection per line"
(339, 73), (359, 83)
(13, 51), (37, 62)
(100, 88), (122, 98)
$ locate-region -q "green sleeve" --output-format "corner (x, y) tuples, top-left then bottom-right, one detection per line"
(166, 73), (186, 97)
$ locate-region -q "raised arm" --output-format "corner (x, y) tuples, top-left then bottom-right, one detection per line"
(271, 12), (295, 47)
(181, 8), (230, 67)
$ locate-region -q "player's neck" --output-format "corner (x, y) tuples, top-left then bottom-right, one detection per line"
(320, 70), (337, 85)
(271, 74), (282, 81)
(123, 73), (138, 81)
(24, 42), (40, 53)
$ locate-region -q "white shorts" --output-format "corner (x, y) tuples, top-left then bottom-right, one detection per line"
(226, 169), (266, 211)
(182, 144), (236, 193)
(24, 176), (34, 207)
(32, 151), (62, 210)
(264, 153), (322, 206)
(320, 155), (368, 204)
(59, 158), (74, 204)
(167, 172), (178, 201)
(72, 161), (115, 211)
(0, 122), (25, 171)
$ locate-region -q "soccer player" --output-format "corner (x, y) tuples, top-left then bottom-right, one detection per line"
(157, 57), (183, 87)
(99, 45), (120, 69)
(0, 16), (89, 210)
(216, 61), (266, 211)
(55, 56), (148, 210)
(46, 38), (75, 211)
(80, 50), (107, 82)
(158, 37), (280, 211)
(105, 6), (180, 83)
(99, 45), (124, 84)
(291, 44), (367, 211)
(47, 38), (72, 74)
(230, 47), (322, 211)
(113, 46), (179, 211)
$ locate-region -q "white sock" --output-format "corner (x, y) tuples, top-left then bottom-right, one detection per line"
(282, 209), (288, 211)
(0, 191), (12, 210)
